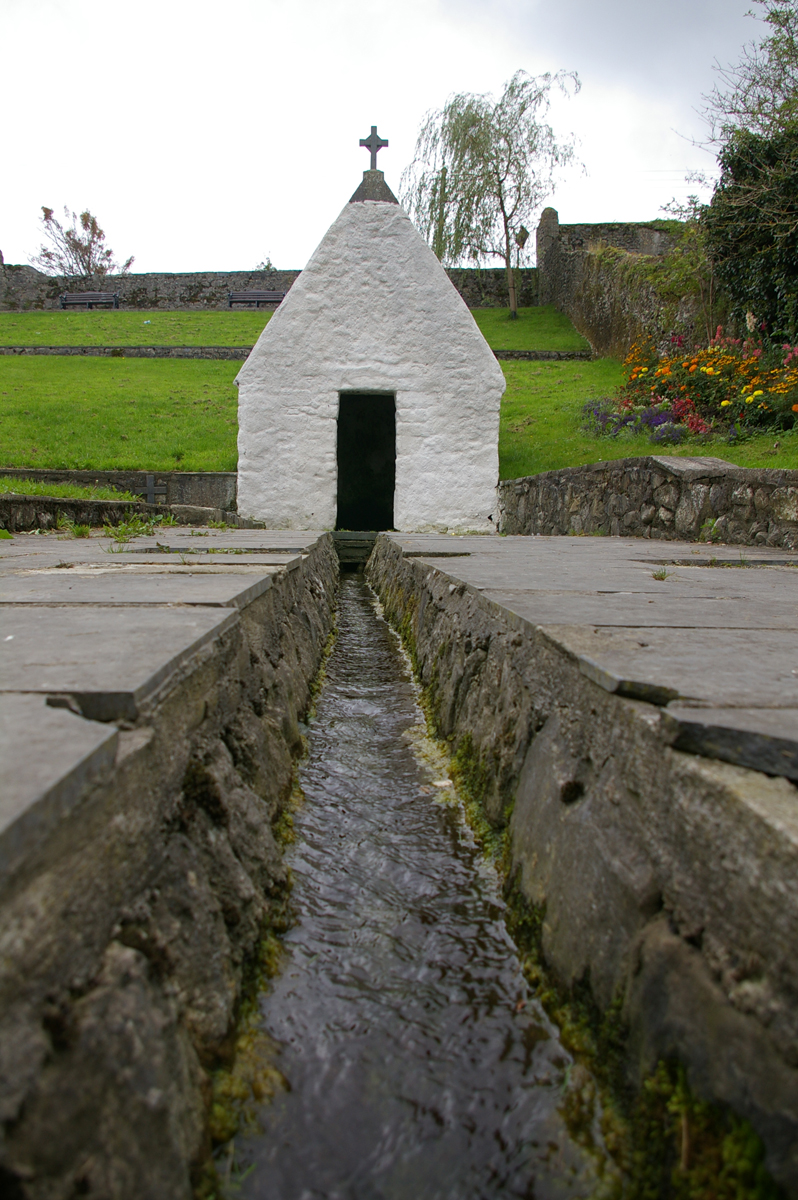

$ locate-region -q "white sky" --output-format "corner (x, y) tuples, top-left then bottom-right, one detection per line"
(0, 0), (758, 272)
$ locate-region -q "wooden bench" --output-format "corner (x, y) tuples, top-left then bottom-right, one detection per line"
(60, 292), (120, 310)
(228, 290), (285, 308)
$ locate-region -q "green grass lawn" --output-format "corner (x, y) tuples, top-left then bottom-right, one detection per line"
(499, 359), (798, 478)
(0, 305), (588, 352)
(0, 310), (272, 347)
(471, 305), (590, 352)
(0, 478), (138, 500)
(0, 357), (239, 471)
(4, 354), (797, 478)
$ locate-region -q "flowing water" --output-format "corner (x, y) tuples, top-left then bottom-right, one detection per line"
(233, 577), (608, 1200)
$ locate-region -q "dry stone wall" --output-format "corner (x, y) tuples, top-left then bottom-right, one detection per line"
(498, 455), (798, 549)
(535, 207), (698, 357)
(0, 469), (237, 512)
(0, 263), (536, 312)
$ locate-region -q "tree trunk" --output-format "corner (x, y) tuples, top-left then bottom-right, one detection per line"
(433, 167), (447, 261)
(506, 262), (518, 319)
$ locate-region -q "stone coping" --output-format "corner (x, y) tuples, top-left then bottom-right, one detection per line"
(385, 531), (798, 782)
(0, 527), (325, 814)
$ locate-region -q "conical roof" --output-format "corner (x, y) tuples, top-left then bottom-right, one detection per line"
(237, 178), (502, 390)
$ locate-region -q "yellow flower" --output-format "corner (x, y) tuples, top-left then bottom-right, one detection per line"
(745, 396), (754, 403)
(720, 400), (732, 407)
(753, 389), (763, 396)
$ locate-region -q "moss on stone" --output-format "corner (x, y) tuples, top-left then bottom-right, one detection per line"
(501, 821), (784, 1198)
(371, 557), (784, 1199)
(193, 622), (338, 1199)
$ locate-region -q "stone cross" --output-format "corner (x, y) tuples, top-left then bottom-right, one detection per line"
(359, 126), (388, 170)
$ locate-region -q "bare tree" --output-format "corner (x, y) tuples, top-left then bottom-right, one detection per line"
(30, 206), (134, 278)
(401, 70), (580, 316)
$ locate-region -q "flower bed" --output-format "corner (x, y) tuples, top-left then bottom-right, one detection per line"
(586, 326), (798, 445)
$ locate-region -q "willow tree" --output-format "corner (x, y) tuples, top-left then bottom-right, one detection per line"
(401, 70), (580, 317)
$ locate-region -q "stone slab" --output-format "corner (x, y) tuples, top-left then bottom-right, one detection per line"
(389, 533), (798, 779)
(0, 694), (118, 879)
(541, 625), (798, 708)
(666, 706), (798, 779)
(0, 565), (282, 607)
(477, 588), (798, 631)
(0, 529), (323, 558)
(0, 606), (237, 720)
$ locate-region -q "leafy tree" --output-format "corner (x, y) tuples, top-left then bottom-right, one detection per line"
(702, 122), (798, 337)
(701, 0), (798, 144)
(692, 3), (798, 336)
(30, 206), (134, 278)
(401, 70), (580, 317)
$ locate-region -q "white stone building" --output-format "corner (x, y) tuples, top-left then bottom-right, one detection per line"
(236, 169), (506, 532)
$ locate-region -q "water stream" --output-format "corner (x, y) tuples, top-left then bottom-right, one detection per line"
(233, 576), (607, 1199)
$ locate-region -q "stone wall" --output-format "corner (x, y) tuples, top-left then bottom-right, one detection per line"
(0, 536), (338, 1197)
(535, 207), (697, 357)
(0, 469), (237, 512)
(498, 455), (798, 549)
(367, 535), (798, 1196)
(0, 262), (536, 312)
(0, 496), (250, 533)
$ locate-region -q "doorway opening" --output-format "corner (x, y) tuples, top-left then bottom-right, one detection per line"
(336, 393), (396, 531)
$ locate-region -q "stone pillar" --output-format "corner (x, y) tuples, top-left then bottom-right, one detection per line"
(536, 207), (560, 305)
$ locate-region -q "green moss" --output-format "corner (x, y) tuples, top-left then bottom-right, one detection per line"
(450, 733), (507, 858)
(194, 609), (338, 1198)
(626, 1061), (783, 1200)
(502, 869), (783, 1198)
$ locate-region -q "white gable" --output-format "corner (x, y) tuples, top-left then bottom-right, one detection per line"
(236, 193), (506, 532)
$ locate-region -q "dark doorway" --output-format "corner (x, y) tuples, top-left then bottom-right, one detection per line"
(336, 393), (396, 530)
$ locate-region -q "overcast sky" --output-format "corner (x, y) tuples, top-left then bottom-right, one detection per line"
(1, 0), (759, 273)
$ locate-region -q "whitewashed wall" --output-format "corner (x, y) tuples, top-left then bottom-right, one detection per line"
(236, 197), (506, 532)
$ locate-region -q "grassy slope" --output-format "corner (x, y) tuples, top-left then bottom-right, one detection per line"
(470, 305), (590, 352)
(0, 357), (239, 471)
(0, 305), (586, 351)
(0, 310), (273, 347)
(0, 478), (138, 500)
(3, 312), (796, 475)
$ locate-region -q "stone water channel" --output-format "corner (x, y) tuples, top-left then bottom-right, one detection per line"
(224, 576), (611, 1199)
